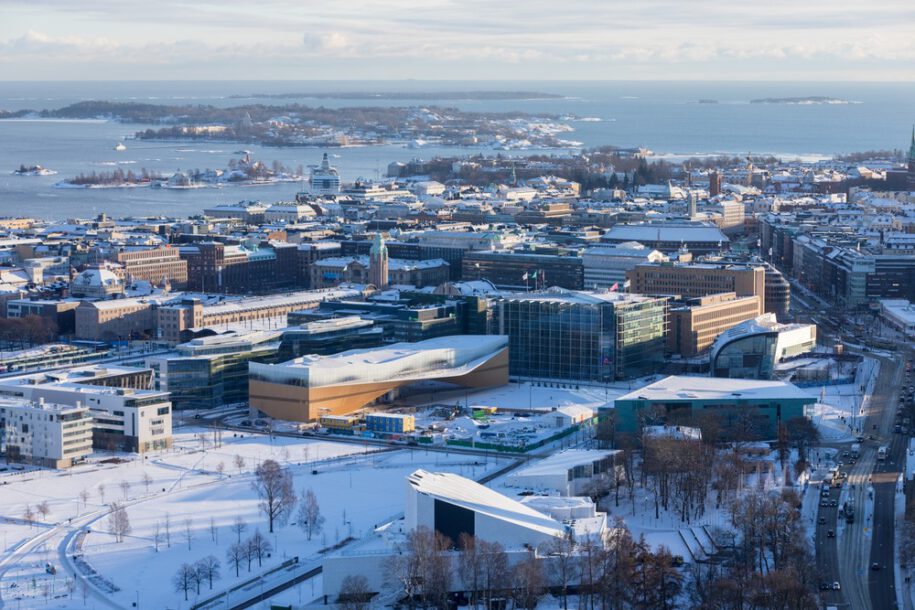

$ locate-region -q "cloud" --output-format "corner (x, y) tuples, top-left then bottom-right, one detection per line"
(0, 0), (914, 79)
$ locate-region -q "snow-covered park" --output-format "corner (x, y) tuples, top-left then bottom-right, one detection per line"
(0, 426), (510, 610)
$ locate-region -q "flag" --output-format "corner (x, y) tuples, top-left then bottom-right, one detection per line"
(522, 272), (529, 280)
(610, 282), (619, 292)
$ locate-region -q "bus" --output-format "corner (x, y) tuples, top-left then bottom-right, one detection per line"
(877, 446), (888, 461)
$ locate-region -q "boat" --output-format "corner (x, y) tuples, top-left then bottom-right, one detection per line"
(114, 142), (127, 152)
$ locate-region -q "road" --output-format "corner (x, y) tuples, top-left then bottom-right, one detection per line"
(814, 350), (904, 610)
(868, 349), (908, 610)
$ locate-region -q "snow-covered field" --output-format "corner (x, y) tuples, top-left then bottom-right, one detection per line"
(0, 427), (510, 610)
(804, 357), (877, 442)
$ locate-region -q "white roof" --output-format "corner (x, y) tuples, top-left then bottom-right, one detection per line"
(603, 223), (729, 244)
(509, 449), (620, 478)
(617, 375), (813, 402)
(407, 469), (565, 538)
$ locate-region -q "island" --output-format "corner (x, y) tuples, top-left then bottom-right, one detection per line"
(12, 164), (57, 176)
(1, 100), (580, 150)
(750, 96), (855, 105)
(228, 90), (564, 101)
(54, 154), (302, 189)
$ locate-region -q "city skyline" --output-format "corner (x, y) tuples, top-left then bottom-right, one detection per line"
(2, 0), (914, 81)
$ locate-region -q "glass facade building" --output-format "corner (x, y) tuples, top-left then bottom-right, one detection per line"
(491, 290), (667, 382)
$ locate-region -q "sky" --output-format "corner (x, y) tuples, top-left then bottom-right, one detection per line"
(1, 0), (914, 81)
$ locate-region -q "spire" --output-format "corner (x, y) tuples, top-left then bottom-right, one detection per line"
(910, 125), (915, 160)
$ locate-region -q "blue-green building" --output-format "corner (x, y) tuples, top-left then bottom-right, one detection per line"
(613, 375), (814, 440)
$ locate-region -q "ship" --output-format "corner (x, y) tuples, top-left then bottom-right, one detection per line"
(309, 153), (341, 194)
(114, 142), (127, 152)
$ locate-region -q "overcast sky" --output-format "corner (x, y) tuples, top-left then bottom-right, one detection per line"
(2, 0), (914, 81)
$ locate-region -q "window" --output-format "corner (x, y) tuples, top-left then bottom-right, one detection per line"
(113, 410), (124, 416)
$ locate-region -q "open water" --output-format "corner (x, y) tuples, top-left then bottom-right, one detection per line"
(0, 80), (912, 219)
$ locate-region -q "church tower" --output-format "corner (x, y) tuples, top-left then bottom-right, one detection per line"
(369, 232), (389, 288)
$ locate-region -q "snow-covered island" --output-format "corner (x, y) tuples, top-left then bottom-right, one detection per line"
(11, 164), (58, 176)
(54, 154), (303, 189)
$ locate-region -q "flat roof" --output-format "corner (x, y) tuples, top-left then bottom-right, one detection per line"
(617, 375), (813, 403)
(509, 449), (620, 478)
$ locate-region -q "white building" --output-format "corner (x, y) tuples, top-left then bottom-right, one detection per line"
(505, 449), (621, 496)
(0, 369), (172, 453)
(880, 299), (915, 339)
(582, 242), (668, 290)
(0, 398), (93, 468)
(264, 202), (317, 224)
(406, 469), (566, 548)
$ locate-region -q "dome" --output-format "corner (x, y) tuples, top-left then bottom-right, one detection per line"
(72, 267), (122, 289)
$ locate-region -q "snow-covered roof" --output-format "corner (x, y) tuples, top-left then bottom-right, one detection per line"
(407, 469), (565, 538)
(602, 223), (729, 244)
(508, 449), (619, 478)
(617, 375), (813, 403)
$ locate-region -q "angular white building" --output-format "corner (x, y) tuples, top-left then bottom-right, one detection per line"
(406, 469), (566, 548)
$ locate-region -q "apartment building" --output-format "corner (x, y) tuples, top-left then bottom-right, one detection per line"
(0, 398), (93, 468)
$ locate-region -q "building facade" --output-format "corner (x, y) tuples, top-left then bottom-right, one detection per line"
(0, 399), (93, 468)
(667, 293), (763, 357)
(490, 289), (668, 382)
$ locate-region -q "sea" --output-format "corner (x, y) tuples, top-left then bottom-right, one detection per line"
(1, 80), (913, 220)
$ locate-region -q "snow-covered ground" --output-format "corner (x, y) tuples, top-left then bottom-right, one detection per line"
(803, 357), (877, 442)
(0, 427), (510, 610)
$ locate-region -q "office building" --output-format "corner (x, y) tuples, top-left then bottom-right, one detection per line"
(462, 250), (584, 291)
(277, 316), (384, 360)
(601, 222), (729, 255)
(627, 262), (767, 312)
(0, 366), (172, 453)
(490, 289), (668, 382)
(148, 330), (281, 410)
(614, 375), (814, 439)
(709, 314), (817, 379)
(582, 242), (668, 290)
(116, 246), (188, 289)
(667, 293), (763, 357)
(505, 449), (621, 496)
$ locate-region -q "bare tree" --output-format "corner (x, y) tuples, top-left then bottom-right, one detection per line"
(251, 459), (296, 533)
(386, 526), (451, 610)
(79, 489), (89, 509)
(479, 540), (509, 609)
(234, 454), (245, 473)
(23, 504), (34, 527)
(97, 483), (106, 504)
(108, 502), (131, 543)
(543, 530), (577, 610)
(173, 563), (198, 601)
(226, 541), (245, 577)
(164, 512), (171, 548)
(209, 516), (218, 543)
(338, 574), (373, 610)
(232, 515), (248, 543)
(36, 500), (50, 522)
(142, 472), (153, 495)
(184, 518), (194, 550)
(458, 533), (483, 609)
(119, 480), (131, 500)
(195, 555), (221, 590)
(247, 530), (272, 568)
(153, 521), (163, 552)
(215, 461), (226, 478)
(297, 488), (325, 540)
(511, 549), (544, 610)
